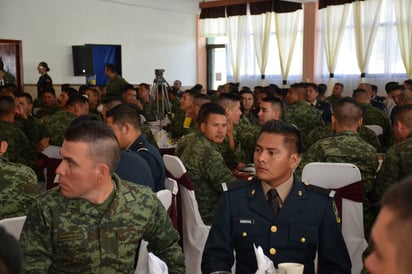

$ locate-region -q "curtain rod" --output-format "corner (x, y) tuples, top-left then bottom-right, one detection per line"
(199, 0), (271, 9)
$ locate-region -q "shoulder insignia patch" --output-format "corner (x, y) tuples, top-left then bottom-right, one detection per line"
(135, 141), (149, 152)
(303, 182), (334, 197)
(222, 178), (253, 192)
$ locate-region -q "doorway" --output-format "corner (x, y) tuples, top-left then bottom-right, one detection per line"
(0, 39), (23, 92)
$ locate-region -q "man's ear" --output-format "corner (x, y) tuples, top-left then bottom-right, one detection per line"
(95, 164), (110, 183)
(0, 140), (8, 155)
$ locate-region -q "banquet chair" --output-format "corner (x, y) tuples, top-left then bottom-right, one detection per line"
(301, 162), (367, 274)
(135, 188), (174, 274)
(162, 154), (211, 274)
(0, 216), (26, 240)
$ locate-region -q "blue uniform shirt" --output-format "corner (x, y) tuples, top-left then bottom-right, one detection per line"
(202, 176), (351, 274)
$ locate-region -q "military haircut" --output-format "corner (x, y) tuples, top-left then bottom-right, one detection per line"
(352, 88), (369, 101)
(388, 84), (404, 94)
(240, 88), (253, 96)
(262, 97), (284, 110)
(194, 93), (211, 105)
(217, 92), (241, 110)
(334, 82), (344, 89)
(305, 82), (318, 91)
(122, 84), (135, 94)
(15, 92), (33, 104)
(64, 120), (120, 173)
(258, 120), (302, 154)
(0, 226), (22, 274)
(197, 102), (226, 124)
(399, 88), (412, 105)
(394, 104), (412, 130)
(62, 86), (78, 98)
(106, 103), (141, 130)
(333, 97), (362, 127)
(105, 63), (116, 73)
(138, 83), (150, 91)
(380, 175), (412, 273)
(184, 88), (200, 98)
(259, 87), (275, 98)
(102, 95), (122, 106)
(0, 95), (15, 116)
(66, 93), (88, 108)
(42, 88), (56, 97)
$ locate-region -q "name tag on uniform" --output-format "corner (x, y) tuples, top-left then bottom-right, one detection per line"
(237, 218), (254, 225)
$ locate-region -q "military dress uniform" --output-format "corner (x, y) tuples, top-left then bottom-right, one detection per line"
(128, 134), (165, 192)
(19, 174), (185, 274)
(201, 177), (351, 274)
(0, 155), (39, 219)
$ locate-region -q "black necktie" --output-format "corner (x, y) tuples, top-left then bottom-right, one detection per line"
(267, 189), (280, 217)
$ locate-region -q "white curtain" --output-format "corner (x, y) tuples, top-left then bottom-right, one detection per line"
(353, 0), (383, 83)
(394, 0), (412, 79)
(250, 11), (273, 85)
(274, 10), (302, 87)
(199, 17), (227, 38)
(320, 4), (350, 95)
(226, 14), (248, 82)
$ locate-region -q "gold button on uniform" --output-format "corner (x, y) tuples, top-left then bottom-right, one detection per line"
(271, 226), (277, 233)
(298, 190), (303, 196)
(242, 232), (247, 237)
(269, 248), (276, 255)
(300, 237), (306, 243)
(251, 189), (256, 195)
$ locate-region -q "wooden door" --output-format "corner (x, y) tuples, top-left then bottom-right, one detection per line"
(0, 39), (23, 92)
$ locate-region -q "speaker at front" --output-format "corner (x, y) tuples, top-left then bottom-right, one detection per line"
(72, 46), (94, 76)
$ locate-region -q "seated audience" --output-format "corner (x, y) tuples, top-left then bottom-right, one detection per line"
(35, 88), (60, 120)
(306, 82), (332, 123)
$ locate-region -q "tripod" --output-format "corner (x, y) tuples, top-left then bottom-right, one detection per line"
(148, 69), (172, 124)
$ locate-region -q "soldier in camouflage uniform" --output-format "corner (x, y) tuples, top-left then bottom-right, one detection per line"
(353, 88), (394, 151)
(305, 123), (381, 151)
(295, 97), (378, 239)
(19, 120), (185, 273)
(39, 94), (89, 148)
(325, 82), (344, 107)
(15, 92), (43, 145)
(0, 96), (39, 170)
(282, 83), (323, 149)
(0, 134), (38, 219)
(179, 103), (236, 225)
(376, 105), (412, 197)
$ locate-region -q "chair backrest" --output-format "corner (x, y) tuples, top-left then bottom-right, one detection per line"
(301, 162), (367, 274)
(162, 154), (210, 274)
(162, 154), (186, 179)
(0, 216), (27, 240)
(364, 124), (383, 136)
(156, 189), (172, 210)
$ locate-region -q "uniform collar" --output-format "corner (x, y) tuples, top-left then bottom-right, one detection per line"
(261, 174), (294, 208)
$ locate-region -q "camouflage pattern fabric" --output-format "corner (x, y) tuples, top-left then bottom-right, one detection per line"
(141, 123), (159, 150)
(239, 112), (258, 127)
(178, 132), (236, 225)
(0, 120), (38, 169)
(282, 101), (323, 149)
(19, 174), (185, 274)
(174, 123), (199, 157)
(305, 124), (381, 151)
(35, 105), (60, 120)
(169, 108), (187, 139)
(40, 110), (77, 146)
(141, 101), (158, 122)
(376, 134), (412, 197)
(295, 130), (378, 239)
(15, 116), (43, 145)
(105, 74), (129, 97)
(325, 95), (342, 108)
(236, 124), (261, 163)
(0, 155), (39, 219)
(360, 103), (394, 151)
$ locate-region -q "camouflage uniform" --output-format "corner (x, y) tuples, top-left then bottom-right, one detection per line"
(239, 112), (258, 127)
(325, 95), (342, 108)
(305, 125), (381, 151)
(236, 124), (261, 163)
(174, 123), (199, 157)
(169, 109), (187, 139)
(40, 110), (77, 146)
(281, 101), (323, 149)
(141, 123), (159, 149)
(360, 103), (394, 151)
(0, 155), (39, 219)
(376, 133), (412, 197)
(179, 131), (236, 225)
(15, 116), (43, 145)
(295, 130), (378, 239)
(0, 120), (38, 169)
(141, 101), (158, 122)
(35, 105), (60, 120)
(105, 74), (128, 97)
(19, 174), (185, 274)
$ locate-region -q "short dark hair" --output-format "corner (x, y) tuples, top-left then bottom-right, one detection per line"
(305, 82), (318, 91)
(262, 97), (284, 110)
(122, 84), (135, 94)
(394, 104), (412, 130)
(15, 92), (33, 104)
(61, 86), (78, 98)
(38, 61), (50, 72)
(333, 97), (362, 127)
(217, 92), (241, 109)
(197, 103), (226, 124)
(64, 120), (120, 173)
(105, 63), (116, 73)
(334, 82), (344, 89)
(258, 120), (302, 154)
(66, 94), (88, 108)
(106, 103), (141, 130)
(380, 176), (412, 272)
(0, 95), (15, 116)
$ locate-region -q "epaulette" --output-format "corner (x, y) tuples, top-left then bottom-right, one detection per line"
(222, 176), (254, 192)
(303, 182), (335, 198)
(134, 141), (149, 152)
